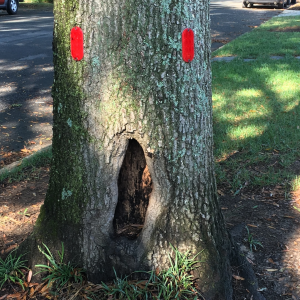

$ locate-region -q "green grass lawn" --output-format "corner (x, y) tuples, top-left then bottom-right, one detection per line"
(212, 16), (300, 193)
(19, 1), (53, 10)
(213, 17), (300, 58)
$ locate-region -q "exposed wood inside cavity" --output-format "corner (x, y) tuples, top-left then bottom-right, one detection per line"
(114, 139), (152, 239)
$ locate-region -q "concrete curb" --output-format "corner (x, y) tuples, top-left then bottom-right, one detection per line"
(276, 10), (300, 17)
(0, 145), (52, 177)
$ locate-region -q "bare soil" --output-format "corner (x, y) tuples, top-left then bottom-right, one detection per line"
(1, 164), (300, 299)
(0, 167), (49, 257)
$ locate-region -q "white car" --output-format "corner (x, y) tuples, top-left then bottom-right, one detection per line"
(0, 0), (19, 15)
(243, 0), (290, 8)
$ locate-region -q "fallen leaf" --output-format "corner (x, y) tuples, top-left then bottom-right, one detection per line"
(232, 274), (245, 280)
(265, 269), (278, 272)
(247, 224), (258, 228)
(29, 287), (34, 298)
(27, 270), (32, 283)
(7, 293), (21, 299)
(268, 258), (274, 264)
(33, 282), (45, 293)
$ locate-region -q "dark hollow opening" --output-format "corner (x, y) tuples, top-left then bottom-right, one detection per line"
(113, 139), (152, 239)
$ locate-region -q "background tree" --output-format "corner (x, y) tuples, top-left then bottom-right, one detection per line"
(21, 0), (261, 299)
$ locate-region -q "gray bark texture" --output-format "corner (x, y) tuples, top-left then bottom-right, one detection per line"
(21, 0), (238, 299)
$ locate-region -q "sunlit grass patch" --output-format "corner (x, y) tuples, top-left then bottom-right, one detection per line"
(212, 58), (300, 191)
(291, 175), (300, 192)
(228, 124), (266, 141)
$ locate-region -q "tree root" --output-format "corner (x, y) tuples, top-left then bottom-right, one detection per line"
(229, 223), (266, 300)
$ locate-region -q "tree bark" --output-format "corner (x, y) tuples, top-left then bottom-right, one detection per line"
(25, 0), (235, 298)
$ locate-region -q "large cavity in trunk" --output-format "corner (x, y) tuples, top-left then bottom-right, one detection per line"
(113, 139), (152, 239)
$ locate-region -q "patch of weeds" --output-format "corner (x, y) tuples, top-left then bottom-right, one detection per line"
(153, 245), (203, 299)
(10, 104), (22, 108)
(0, 146), (52, 183)
(91, 245), (203, 300)
(0, 251), (28, 289)
(35, 243), (85, 291)
(245, 226), (263, 252)
(101, 269), (150, 300)
(293, 206), (300, 213)
(291, 175), (300, 192)
(18, 208), (30, 217)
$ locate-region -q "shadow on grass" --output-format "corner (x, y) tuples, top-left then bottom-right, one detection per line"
(212, 56), (300, 298)
(212, 57), (300, 190)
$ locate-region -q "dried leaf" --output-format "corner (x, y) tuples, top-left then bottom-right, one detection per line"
(265, 269), (278, 272)
(40, 284), (49, 294)
(33, 282), (45, 293)
(0, 295), (8, 300)
(268, 258), (275, 264)
(7, 293), (21, 299)
(28, 287), (34, 298)
(27, 270), (32, 283)
(232, 274), (245, 280)
(247, 224), (258, 228)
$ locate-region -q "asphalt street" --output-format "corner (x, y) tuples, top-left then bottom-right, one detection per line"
(211, 0), (281, 50)
(0, 8), (53, 161)
(0, 1), (284, 164)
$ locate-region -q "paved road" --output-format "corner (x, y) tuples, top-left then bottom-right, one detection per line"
(211, 0), (282, 50)
(0, 2), (283, 164)
(0, 8), (53, 162)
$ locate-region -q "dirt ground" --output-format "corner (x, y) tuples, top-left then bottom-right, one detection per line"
(0, 167), (49, 257)
(1, 164), (300, 299)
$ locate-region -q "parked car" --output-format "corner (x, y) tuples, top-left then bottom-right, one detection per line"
(0, 0), (19, 15)
(243, 0), (290, 9)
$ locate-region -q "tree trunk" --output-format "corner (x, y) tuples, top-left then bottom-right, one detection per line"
(26, 0), (234, 298)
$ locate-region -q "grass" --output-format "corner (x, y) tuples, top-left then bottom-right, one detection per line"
(213, 16), (300, 58)
(22, 0), (53, 3)
(212, 16), (300, 192)
(99, 246), (203, 300)
(35, 243), (85, 290)
(32, 243), (202, 300)
(19, 0), (53, 10)
(0, 146), (52, 183)
(245, 226), (263, 252)
(0, 251), (27, 289)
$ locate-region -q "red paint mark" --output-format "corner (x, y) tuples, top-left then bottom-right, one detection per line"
(70, 27), (84, 61)
(182, 28), (194, 63)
